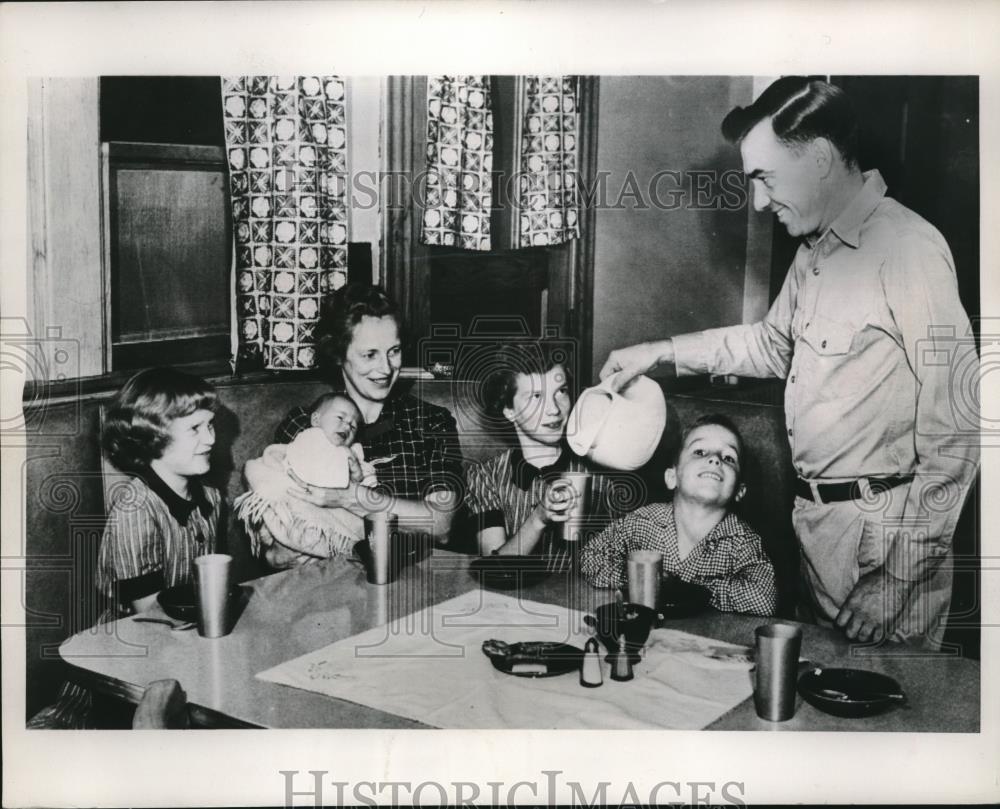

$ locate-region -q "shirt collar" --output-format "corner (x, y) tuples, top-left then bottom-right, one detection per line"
(510, 445), (574, 490)
(140, 469), (212, 526)
(653, 502), (748, 543)
(823, 169), (887, 250)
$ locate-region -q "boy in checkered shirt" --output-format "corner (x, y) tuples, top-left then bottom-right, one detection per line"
(580, 414), (777, 615)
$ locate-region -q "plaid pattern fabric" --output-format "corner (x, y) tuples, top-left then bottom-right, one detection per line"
(518, 76), (580, 247)
(580, 503), (778, 616)
(222, 76), (349, 370)
(464, 448), (643, 572)
(421, 76), (493, 250)
(275, 392), (463, 500)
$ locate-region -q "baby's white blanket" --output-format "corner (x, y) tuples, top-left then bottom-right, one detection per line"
(235, 439), (365, 561)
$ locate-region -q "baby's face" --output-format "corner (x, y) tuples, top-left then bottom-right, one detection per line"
(311, 398), (360, 446)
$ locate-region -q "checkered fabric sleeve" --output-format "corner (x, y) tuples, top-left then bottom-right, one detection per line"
(700, 519), (778, 616)
(275, 406), (311, 444)
(578, 510), (643, 589)
(421, 400), (464, 496)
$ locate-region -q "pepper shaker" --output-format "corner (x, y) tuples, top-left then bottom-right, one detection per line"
(610, 633), (634, 682)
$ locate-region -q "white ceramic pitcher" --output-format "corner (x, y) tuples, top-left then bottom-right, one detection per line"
(567, 372), (666, 470)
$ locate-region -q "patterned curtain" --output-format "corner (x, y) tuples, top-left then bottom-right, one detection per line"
(222, 76), (348, 370)
(518, 76), (580, 248)
(421, 76), (493, 251)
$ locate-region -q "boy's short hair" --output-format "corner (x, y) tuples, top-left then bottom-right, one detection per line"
(673, 414), (746, 476)
(482, 340), (575, 418)
(309, 392), (360, 418)
(103, 367), (217, 472)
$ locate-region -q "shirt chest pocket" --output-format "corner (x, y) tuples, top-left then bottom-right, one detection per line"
(799, 315), (855, 357)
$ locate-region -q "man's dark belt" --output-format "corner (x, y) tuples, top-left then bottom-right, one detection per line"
(794, 475), (913, 504)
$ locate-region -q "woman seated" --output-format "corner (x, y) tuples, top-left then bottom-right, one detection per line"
(258, 283), (463, 568)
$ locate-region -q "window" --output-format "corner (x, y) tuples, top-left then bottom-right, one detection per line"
(99, 77), (232, 371)
(102, 141), (231, 370)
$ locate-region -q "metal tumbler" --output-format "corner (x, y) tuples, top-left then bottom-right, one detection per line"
(558, 471), (591, 543)
(627, 549), (663, 609)
(362, 512), (398, 585)
(193, 553), (233, 638)
(753, 622), (803, 721)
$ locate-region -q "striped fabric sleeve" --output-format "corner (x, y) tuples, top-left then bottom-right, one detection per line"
(464, 460), (506, 530)
(96, 494), (161, 597)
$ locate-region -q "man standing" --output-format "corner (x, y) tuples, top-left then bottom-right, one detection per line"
(601, 77), (979, 647)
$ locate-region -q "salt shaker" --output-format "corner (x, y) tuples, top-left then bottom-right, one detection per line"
(610, 633), (634, 682)
(580, 638), (603, 688)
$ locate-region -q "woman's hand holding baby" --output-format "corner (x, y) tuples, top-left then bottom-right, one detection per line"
(287, 468), (364, 513)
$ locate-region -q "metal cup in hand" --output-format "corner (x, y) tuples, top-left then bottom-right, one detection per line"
(193, 553), (233, 638)
(627, 549), (663, 609)
(753, 622), (803, 721)
(554, 471), (591, 543)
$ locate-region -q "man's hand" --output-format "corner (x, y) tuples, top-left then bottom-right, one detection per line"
(598, 340), (674, 384)
(835, 566), (914, 643)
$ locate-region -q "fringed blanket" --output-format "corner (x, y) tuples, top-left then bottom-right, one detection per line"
(234, 441), (367, 563)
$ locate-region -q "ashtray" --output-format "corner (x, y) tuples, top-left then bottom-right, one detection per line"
(481, 639), (584, 678)
(469, 555), (554, 590)
(798, 667), (906, 718)
(658, 575), (712, 618)
(158, 582), (244, 623)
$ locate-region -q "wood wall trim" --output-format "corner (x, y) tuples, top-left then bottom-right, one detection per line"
(573, 76), (600, 385)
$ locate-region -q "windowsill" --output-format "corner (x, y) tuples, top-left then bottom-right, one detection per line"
(21, 364), (439, 408)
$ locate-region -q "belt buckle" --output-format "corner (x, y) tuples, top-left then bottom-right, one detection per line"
(857, 477), (874, 501)
(809, 480), (825, 505)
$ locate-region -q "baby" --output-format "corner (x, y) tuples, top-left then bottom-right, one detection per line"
(236, 393), (375, 566)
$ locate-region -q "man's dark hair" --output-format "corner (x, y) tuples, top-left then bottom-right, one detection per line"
(721, 76), (859, 168)
(482, 341), (575, 418)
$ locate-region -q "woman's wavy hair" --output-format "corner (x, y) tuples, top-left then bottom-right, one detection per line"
(721, 76), (860, 168)
(315, 283), (403, 374)
(102, 367), (217, 472)
(482, 340), (576, 419)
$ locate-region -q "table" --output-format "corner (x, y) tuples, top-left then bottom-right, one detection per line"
(59, 551), (980, 731)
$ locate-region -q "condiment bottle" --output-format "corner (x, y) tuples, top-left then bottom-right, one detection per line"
(580, 638), (603, 688)
(610, 633), (634, 682)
